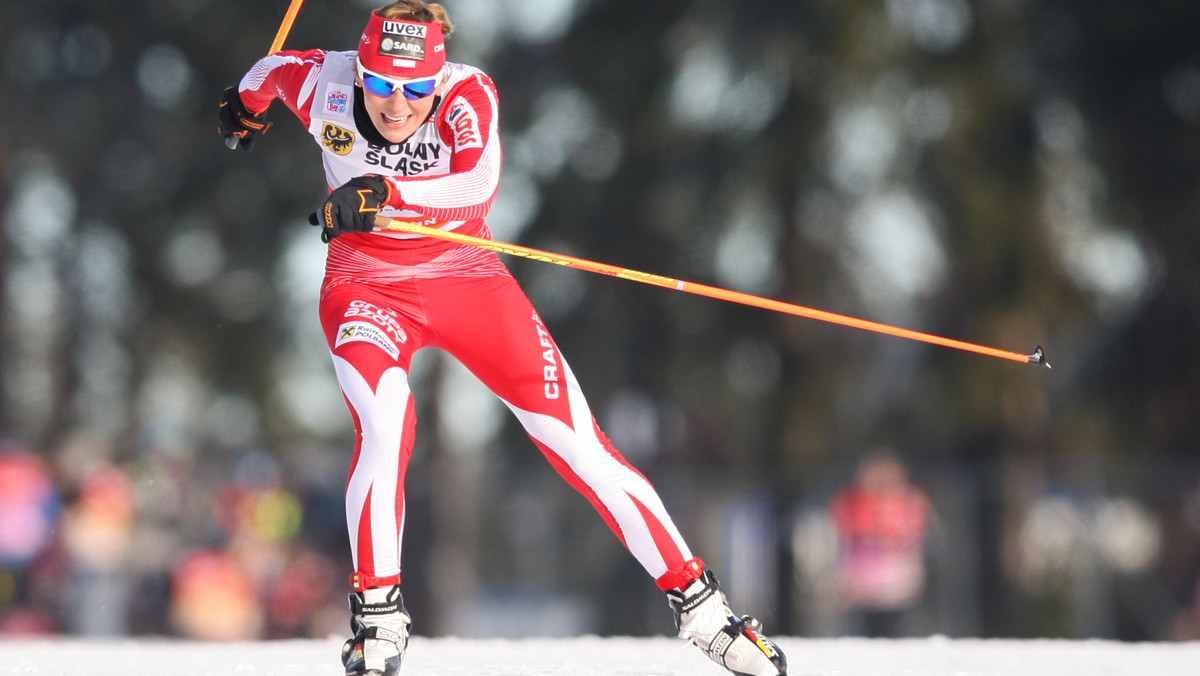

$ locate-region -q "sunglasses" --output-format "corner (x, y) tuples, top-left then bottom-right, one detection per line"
(356, 62), (439, 100)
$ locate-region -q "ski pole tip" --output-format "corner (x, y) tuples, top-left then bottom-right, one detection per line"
(1028, 346), (1050, 369)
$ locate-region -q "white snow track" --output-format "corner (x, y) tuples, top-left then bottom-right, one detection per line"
(1, 636), (1198, 675)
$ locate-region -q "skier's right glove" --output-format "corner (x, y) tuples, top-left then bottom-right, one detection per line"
(308, 175), (393, 243)
(218, 86), (272, 151)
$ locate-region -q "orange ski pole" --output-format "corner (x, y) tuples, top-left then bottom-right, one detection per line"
(377, 217), (1050, 368)
(225, 0), (307, 150)
(268, 0), (306, 55)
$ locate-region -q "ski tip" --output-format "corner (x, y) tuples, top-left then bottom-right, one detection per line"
(1028, 346), (1051, 369)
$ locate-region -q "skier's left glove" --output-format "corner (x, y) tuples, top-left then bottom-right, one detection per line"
(308, 175), (393, 243)
(218, 86), (272, 151)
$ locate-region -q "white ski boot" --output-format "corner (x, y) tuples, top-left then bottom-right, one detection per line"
(667, 569), (787, 676)
(340, 585), (411, 676)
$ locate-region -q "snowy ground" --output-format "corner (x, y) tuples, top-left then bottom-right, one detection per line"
(3, 636), (1200, 676)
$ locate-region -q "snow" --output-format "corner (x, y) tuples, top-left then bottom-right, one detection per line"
(2, 636), (1199, 675)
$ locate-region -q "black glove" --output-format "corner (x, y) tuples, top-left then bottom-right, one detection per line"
(218, 86), (272, 151)
(308, 175), (392, 242)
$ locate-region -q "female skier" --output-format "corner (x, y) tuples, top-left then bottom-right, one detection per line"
(218, 2), (787, 675)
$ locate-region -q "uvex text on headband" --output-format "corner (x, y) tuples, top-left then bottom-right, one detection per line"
(358, 13), (446, 79)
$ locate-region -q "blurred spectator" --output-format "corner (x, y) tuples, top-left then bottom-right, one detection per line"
(0, 445), (61, 636)
(832, 451), (931, 637)
(263, 550), (337, 638)
(170, 548), (263, 641)
(0, 446), (60, 567)
(0, 603), (57, 635)
(1169, 575), (1200, 641)
(61, 463), (135, 636)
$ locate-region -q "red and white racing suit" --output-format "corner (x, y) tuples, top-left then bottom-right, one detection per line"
(238, 50), (705, 593)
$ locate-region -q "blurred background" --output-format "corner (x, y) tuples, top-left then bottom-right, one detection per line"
(2, 0), (1199, 643)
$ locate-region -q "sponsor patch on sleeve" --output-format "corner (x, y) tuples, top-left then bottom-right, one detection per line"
(335, 321), (400, 359)
(447, 97), (483, 151)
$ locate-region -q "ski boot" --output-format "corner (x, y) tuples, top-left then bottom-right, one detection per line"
(340, 584), (411, 676)
(667, 569), (787, 676)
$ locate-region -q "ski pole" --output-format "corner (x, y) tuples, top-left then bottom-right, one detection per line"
(375, 217), (1050, 368)
(267, 0), (306, 54)
(226, 0), (307, 150)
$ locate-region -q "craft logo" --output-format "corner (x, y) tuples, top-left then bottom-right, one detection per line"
(335, 321), (400, 359)
(326, 90), (349, 115)
(531, 311), (561, 400)
(447, 98), (483, 151)
(380, 21), (427, 61)
(321, 123), (355, 156)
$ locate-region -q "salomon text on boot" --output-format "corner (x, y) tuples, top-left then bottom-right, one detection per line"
(341, 584), (411, 676)
(667, 569), (787, 676)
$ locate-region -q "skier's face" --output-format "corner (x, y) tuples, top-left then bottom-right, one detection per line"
(357, 65), (441, 144)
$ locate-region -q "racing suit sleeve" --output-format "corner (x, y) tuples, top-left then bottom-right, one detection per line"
(237, 49), (328, 127)
(381, 72), (503, 224)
